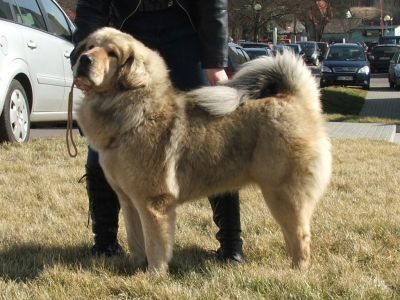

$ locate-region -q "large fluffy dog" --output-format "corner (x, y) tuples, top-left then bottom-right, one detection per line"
(73, 27), (331, 274)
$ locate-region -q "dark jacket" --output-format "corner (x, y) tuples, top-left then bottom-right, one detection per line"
(73, 0), (228, 68)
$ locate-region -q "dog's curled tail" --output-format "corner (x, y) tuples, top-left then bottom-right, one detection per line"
(225, 51), (320, 111)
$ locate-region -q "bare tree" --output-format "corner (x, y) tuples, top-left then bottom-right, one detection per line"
(229, 0), (292, 41)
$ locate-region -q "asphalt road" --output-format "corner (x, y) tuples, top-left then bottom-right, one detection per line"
(31, 124), (79, 139)
(30, 71), (391, 140)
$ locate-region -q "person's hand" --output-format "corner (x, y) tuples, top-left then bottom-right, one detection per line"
(205, 68), (228, 86)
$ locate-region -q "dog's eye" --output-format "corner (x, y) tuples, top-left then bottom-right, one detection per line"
(87, 45), (94, 50)
(108, 50), (118, 58)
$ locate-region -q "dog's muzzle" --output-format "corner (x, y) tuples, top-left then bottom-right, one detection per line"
(76, 54), (94, 77)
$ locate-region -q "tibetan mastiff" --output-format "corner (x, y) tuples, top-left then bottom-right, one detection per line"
(72, 27), (331, 274)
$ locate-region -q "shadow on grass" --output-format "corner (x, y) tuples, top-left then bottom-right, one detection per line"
(0, 243), (213, 282)
(321, 88), (365, 115)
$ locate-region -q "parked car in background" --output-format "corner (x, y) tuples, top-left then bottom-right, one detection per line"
(226, 42), (250, 78)
(368, 44), (400, 73)
(388, 49), (400, 89)
(239, 42), (270, 49)
(317, 42), (329, 61)
(298, 41), (320, 66)
(285, 44), (305, 60)
(0, 0), (81, 143)
(378, 35), (400, 45)
(244, 47), (272, 60)
(272, 44), (291, 56)
(320, 43), (370, 90)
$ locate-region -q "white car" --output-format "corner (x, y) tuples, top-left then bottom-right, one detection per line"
(0, 0), (82, 143)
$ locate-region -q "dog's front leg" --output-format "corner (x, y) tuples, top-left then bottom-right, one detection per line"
(110, 186), (147, 268)
(135, 194), (177, 275)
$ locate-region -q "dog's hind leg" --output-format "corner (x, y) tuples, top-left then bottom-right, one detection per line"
(259, 183), (318, 269)
(135, 194), (177, 274)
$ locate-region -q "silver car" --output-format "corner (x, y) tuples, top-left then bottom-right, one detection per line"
(0, 0), (82, 143)
(388, 49), (400, 89)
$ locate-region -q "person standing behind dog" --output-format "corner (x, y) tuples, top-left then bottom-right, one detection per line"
(71, 0), (244, 263)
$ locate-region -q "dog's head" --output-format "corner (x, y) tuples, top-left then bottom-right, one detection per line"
(72, 27), (168, 93)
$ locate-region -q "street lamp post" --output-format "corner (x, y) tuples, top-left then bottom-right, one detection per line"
(253, 3), (262, 42)
(384, 15), (392, 36)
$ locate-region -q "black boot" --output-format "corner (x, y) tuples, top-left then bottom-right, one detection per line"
(209, 191), (244, 263)
(86, 165), (124, 257)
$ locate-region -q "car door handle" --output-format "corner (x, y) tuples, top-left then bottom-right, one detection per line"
(27, 41), (37, 49)
(64, 51), (71, 58)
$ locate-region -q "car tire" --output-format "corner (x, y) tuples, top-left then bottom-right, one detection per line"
(362, 84), (370, 90)
(389, 81), (395, 88)
(0, 80), (30, 143)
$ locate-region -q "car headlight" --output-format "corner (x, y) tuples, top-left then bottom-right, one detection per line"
(394, 65), (400, 77)
(357, 66), (370, 75)
(321, 65), (332, 73)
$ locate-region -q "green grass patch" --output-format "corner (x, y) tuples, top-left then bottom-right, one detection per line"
(321, 86), (366, 116)
(320, 86), (400, 124)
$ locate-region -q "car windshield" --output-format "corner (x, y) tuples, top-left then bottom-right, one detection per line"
(286, 44), (300, 54)
(245, 49), (269, 59)
(275, 45), (290, 54)
(372, 46), (398, 56)
(298, 43), (316, 54)
(326, 46), (365, 61)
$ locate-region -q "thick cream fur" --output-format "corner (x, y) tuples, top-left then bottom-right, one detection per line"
(74, 27), (332, 274)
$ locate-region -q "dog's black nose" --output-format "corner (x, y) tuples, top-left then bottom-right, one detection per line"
(77, 54), (93, 76)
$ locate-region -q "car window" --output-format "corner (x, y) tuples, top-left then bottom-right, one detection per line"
(286, 44), (300, 54)
(245, 48), (270, 59)
(0, 0), (14, 20)
(40, 0), (72, 41)
(229, 46), (248, 65)
(238, 48), (250, 62)
(299, 42), (317, 55)
(373, 46), (398, 56)
(14, 0), (46, 30)
(326, 47), (365, 61)
(393, 51), (400, 63)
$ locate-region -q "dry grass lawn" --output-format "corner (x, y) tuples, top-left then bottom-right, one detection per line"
(0, 137), (399, 299)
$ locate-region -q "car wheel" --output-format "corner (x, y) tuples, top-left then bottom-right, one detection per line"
(0, 80), (30, 143)
(362, 84), (370, 90)
(390, 81), (395, 88)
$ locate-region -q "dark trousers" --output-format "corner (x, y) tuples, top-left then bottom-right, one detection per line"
(86, 6), (242, 250)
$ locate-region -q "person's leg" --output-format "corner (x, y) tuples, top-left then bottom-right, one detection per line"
(158, 24), (243, 263)
(209, 192), (243, 263)
(86, 147), (123, 256)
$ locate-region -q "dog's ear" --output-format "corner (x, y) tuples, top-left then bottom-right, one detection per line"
(118, 55), (150, 89)
(70, 40), (86, 69)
